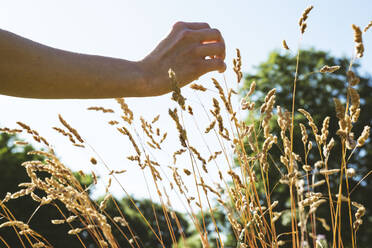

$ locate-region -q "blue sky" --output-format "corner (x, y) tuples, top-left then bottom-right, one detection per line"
(0, 0), (371, 207)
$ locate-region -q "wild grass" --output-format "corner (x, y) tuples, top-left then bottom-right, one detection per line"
(0, 5), (371, 248)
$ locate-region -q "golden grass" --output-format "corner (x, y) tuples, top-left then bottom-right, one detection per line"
(0, 5), (371, 248)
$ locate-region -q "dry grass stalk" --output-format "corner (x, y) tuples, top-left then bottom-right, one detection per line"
(357, 126), (370, 147)
(299, 5), (314, 34)
(333, 98), (345, 120)
(352, 24), (364, 58)
(117, 126), (141, 156)
(205, 120), (216, 133)
(113, 216), (129, 227)
(173, 149), (186, 164)
(0, 127), (22, 134)
(17, 121), (50, 147)
(349, 87), (360, 123)
(364, 21), (372, 32)
(241, 97), (255, 111)
(90, 157), (97, 165)
(347, 70), (360, 86)
(151, 115), (160, 124)
(282, 40), (289, 50)
(53, 127), (77, 144)
(320, 116), (330, 145)
(212, 78), (232, 114)
(190, 83), (207, 92)
(108, 120), (119, 125)
(261, 89), (276, 138)
(0, 221), (29, 230)
(233, 48), (243, 83)
(100, 193), (111, 211)
(51, 219), (65, 225)
(183, 168), (191, 176)
(320, 65), (340, 73)
(187, 105), (193, 115)
(140, 117), (161, 149)
(169, 69), (186, 110)
(115, 98), (134, 124)
(1, 8), (370, 248)
(87, 106), (114, 113)
(169, 108), (187, 147)
(57, 115), (84, 143)
(14, 140), (28, 146)
(208, 151), (222, 162)
(352, 201), (365, 231)
(109, 169), (126, 175)
(32, 242), (46, 248)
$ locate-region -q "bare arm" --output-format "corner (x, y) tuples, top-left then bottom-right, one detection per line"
(0, 22), (225, 99)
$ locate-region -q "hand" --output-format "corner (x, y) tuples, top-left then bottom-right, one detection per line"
(139, 21), (226, 96)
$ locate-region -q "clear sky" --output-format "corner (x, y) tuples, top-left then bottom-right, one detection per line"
(0, 0), (371, 208)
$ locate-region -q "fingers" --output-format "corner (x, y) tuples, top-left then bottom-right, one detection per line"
(173, 22), (223, 42)
(183, 22), (211, 30)
(173, 22), (210, 33)
(201, 58), (226, 74)
(171, 21), (226, 76)
(195, 42), (226, 60)
(194, 28), (223, 42)
(178, 28), (223, 43)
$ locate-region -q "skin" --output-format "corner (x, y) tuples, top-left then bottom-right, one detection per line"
(0, 21), (226, 99)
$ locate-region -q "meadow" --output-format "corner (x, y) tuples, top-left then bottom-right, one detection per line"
(0, 5), (371, 248)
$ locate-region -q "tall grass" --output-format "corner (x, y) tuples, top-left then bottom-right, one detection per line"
(0, 5), (370, 248)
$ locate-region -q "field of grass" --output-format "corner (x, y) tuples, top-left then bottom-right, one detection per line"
(0, 5), (371, 248)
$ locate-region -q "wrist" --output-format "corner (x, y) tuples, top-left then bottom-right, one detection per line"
(136, 58), (163, 97)
(119, 59), (155, 98)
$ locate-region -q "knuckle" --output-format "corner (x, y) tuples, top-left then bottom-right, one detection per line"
(179, 29), (193, 40)
(212, 59), (226, 72)
(220, 62), (227, 72)
(217, 42), (225, 51)
(214, 42), (225, 58)
(173, 21), (186, 30)
(201, 22), (211, 29)
(221, 44), (226, 56)
(212, 28), (222, 37)
(212, 43), (225, 57)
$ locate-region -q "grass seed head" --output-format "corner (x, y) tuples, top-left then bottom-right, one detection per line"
(352, 24), (364, 58)
(87, 106), (114, 113)
(364, 20), (372, 32)
(319, 65), (340, 73)
(357, 125), (370, 147)
(333, 98), (345, 120)
(190, 83), (207, 91)
(282, 40), (289, 50)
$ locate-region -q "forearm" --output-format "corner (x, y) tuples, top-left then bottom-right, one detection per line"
(0, 29), (146, 99)
(0, 22), (226, 99)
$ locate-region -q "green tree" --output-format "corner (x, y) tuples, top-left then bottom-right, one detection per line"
(102, 197), (190, 248)
(240, 49), (372, 247)
(176, 207), (236, 248)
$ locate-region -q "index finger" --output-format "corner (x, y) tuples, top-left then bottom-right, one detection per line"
(195, 28), (223, 43)
(183, 22), (211, 30)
